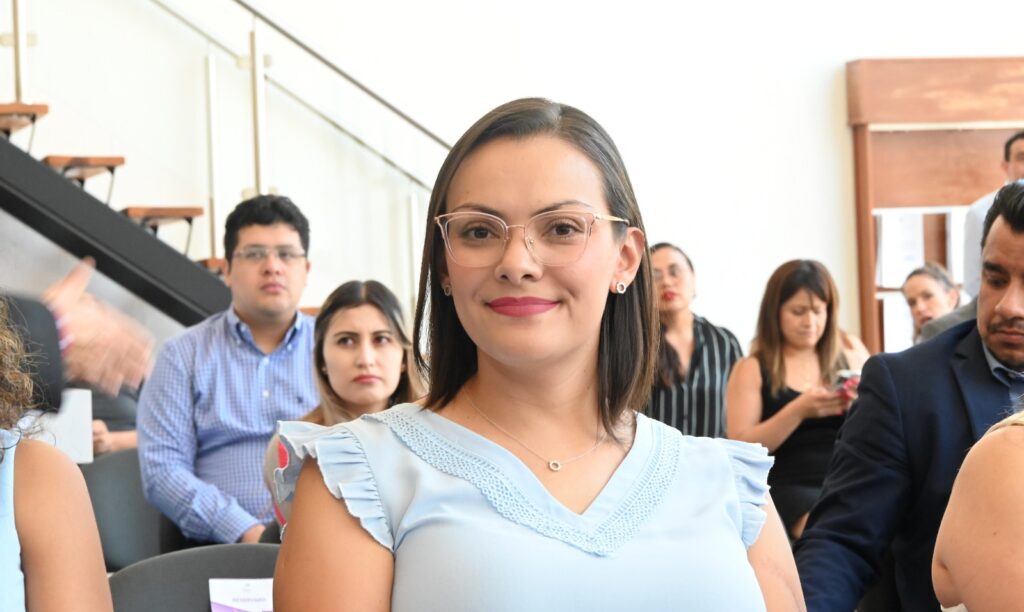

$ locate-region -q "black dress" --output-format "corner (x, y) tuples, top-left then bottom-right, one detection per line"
(759, 361), (845, 531)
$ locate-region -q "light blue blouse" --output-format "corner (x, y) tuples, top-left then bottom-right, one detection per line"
(1, 429), (26, 612)
(277, 403), (772, 611)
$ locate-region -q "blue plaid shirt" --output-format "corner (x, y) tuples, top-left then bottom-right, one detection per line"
(138, 308), (317, 543)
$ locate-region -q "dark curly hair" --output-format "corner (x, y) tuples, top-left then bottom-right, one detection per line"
(1, 297), (34, 460)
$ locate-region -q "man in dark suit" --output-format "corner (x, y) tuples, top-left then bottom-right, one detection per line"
(794, 179), (1024, 612)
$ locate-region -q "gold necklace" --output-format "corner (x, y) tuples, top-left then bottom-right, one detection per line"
(464, 388), (606, 472)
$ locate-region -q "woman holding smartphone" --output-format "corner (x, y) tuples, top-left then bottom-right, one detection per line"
(726, 260), (866, 539)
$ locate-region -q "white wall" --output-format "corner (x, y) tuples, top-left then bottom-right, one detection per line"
(2, 0), (1020, 347)
(253, 0), (1022, 347)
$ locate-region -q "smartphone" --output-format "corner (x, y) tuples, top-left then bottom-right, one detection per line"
(832, 369), (861, 396)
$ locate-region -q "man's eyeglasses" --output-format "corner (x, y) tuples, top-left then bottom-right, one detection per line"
(233, 246), (307, 264)
(434, 209), (629, 268)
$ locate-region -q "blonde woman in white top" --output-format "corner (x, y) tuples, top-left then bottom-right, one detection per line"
(933, 411), (1024, 611)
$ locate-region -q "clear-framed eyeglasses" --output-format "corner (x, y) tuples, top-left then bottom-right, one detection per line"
(434, 209), (630, 268)
(232, 246), (307, 264)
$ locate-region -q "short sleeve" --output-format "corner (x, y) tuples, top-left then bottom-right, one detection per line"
(275, 420), (393, 551)
(717, 438), (773, 548)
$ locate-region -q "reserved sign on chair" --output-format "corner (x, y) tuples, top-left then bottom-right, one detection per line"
(210, 578), (273, 612)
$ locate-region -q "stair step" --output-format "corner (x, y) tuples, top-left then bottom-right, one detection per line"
(122, 206), (204, 229)
(43, 155), (125, 181)
(197, 257), (227, 275)
(0, 103), (48, 136)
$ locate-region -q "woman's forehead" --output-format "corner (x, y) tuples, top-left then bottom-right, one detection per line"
(446, 136), (608, 216)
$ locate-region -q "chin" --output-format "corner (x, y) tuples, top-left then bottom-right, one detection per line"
(480, 338), (567, 369)
(991, 347), (1024, 371)
(257, 303), (296, 319)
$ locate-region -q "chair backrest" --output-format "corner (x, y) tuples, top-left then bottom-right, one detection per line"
(79, 448), (161, 571)
(109, 543), (280, 612)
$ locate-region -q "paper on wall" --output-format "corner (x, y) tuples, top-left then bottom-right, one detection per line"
(876, 212), (925, 289)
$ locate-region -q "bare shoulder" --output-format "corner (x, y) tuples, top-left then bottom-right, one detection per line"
(841, 332), (871, 371)
(13, 439), (91, 526)
(730, 356), (762, 383)
(13, 438), (83, 489)
(963, 426), (1024, 477)
(13, 441), (113, 611)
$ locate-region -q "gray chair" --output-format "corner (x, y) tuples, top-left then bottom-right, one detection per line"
(79, 448), (162, 571)
(109, 544), (279, 612)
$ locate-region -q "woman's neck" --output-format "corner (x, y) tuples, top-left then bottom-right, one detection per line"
(781, 344), (817, 360)
(321, 398), (389, 426)
(465, 352), (604, 437)
(661, 307), (693, 333)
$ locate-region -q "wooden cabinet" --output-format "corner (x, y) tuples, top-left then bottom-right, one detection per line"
(847, 58), (1024, 352)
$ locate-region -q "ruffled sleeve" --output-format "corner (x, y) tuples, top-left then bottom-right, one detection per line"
(717, 438), (773, 548)
(275, 420), (393, 551)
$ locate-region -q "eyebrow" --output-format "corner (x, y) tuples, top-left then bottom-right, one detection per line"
(447, 200), (595, 217)
(237, 243), (303, 249)
(332, 329), (394, 338)
(982, 261), (1008, 275)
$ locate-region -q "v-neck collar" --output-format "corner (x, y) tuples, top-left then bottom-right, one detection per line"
(370, 404), (680, 556)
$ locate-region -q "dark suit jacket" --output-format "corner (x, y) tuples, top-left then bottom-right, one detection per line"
(4, 295), (63, 410)
(793, 320), (1010, 612)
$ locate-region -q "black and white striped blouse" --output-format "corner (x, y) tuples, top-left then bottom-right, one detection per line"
(647, 314), (743, 438)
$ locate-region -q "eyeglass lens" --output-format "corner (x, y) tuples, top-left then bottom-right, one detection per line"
(443, 211), (592, 267)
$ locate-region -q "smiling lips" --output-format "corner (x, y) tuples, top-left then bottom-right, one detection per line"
(487, 296), (559, 317)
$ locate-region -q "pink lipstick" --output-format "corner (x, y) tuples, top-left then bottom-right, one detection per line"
(487, 297), (558, 317)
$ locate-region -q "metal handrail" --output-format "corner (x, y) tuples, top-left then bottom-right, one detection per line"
(148, 0), (435, 191)
(230, 0), (452, 151)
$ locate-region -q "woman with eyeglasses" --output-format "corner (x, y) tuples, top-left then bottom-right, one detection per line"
(649, 243), (743, 438)
(263, 280), (422, 526)
(273, 99), (803, 611)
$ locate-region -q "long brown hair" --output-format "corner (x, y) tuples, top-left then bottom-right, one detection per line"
(752, 260), (843, 396)
(412, 98), (657, 436)
(0, 298), (34, 460)
(651, 242), (695, 387)
(311, 281), (423, 425)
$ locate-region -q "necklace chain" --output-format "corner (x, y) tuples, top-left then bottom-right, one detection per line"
(464, 388), (606, 472)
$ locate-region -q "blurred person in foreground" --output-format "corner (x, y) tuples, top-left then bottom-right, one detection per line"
(0, 296), (113, 611)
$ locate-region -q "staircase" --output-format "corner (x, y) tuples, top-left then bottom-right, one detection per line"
(1, 0), (449, 321)
(0, 136), (230, 326)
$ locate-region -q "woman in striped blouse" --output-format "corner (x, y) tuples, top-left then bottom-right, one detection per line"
(648, 243), (743, 437)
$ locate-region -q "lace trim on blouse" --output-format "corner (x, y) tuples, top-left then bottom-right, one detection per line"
(370, 408), (681, 557)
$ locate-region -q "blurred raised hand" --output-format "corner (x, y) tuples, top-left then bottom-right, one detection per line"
(42, 258), (154, 395)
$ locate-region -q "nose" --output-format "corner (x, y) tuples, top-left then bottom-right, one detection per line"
(356, 340), (377, 367)
(261, 251), (285, 274)
(493, 225), (543, 284)
(994, 279), (1024, 321)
